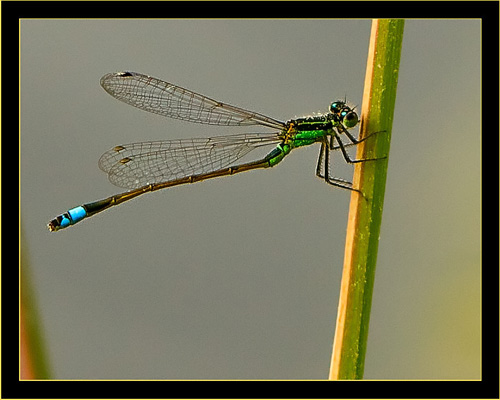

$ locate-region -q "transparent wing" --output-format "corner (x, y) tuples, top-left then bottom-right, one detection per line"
(98, 133), (282, 189)
(100, 72), (286, 130)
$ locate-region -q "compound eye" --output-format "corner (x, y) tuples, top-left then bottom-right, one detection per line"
(343, 111), (359, 128)
(330, 101), (343, 114)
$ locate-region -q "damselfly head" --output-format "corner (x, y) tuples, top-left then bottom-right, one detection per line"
(329, 101), (346, 115)
(330, 101), (359, 129)
(342, 110), (359, 128)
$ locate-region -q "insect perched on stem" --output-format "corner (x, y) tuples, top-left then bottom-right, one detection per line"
(48, 71), (381, 232)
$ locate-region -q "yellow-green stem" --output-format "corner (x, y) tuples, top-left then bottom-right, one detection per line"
(329, 19), (404, 380)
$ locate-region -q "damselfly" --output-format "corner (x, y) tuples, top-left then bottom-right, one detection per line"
(48, 71), (380, 232)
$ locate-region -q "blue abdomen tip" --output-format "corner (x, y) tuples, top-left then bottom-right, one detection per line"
(68, 206), (87, 224)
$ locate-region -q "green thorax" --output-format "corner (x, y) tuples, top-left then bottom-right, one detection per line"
(286, 114), (338, 148)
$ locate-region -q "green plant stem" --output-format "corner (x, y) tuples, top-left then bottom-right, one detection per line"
(329, 19), (404, 380)
(21, 232), (51, 379)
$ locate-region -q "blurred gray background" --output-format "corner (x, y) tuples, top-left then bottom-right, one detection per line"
(21, 20), (480, 379)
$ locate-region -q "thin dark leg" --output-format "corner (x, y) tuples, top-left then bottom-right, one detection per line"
(315, 141), (325, 177)
(338, 125), (385, 146)
(315, 139), (360, 192)
(331, 130), (386, 164)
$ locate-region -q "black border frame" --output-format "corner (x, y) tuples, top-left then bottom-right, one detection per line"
(8, 1), (498, 398)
